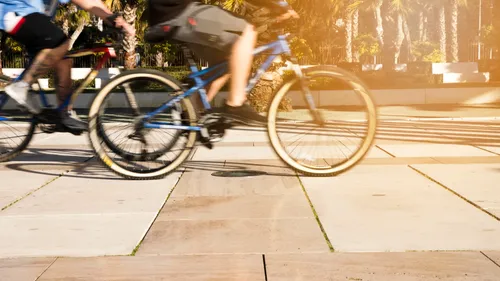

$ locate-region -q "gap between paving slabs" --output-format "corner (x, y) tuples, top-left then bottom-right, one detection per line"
(1, 157), (94, 212)
(130, 168), (187, 256)
(481, 251), (500, 269)
(296, 174), (335, 252)
(376, 143), (500, 222)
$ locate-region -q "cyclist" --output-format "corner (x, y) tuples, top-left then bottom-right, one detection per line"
(147, 0), (299, 125)
(1, 0), (135, 130)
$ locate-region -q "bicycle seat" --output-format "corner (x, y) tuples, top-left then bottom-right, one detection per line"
(144, 24), (179, 44)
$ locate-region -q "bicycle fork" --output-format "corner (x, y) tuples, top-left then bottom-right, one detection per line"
(290, 62), (325, 126)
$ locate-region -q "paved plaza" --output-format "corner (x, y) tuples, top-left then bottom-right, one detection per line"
(1, 105), (500, 280)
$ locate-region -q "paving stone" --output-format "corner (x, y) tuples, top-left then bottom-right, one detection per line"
(266, 252), (500, 281)
(483, 251), (500, 266)
(136, 218), (329, 255)
(300, 165), (500, 252)
(159, 194), (312, 220)
(0, 213), (154, 258)
(38, 255), (265, 281)
(0, 170), (58, 210)
(412, 164), (500, 218)
(0, 257), (56, 281)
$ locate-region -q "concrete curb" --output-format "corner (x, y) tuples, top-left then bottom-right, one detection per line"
(2, 87), (500, 110)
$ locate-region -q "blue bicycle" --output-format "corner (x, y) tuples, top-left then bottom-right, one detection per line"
(0, 30), (123, 162)
(87, 25), (378, 180)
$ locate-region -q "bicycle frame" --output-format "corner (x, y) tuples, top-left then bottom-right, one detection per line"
(142, 34), (304, 131)
(0, 44), (118, 122)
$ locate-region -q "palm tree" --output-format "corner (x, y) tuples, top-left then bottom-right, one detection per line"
(448, 0), (467, 62)
(344, 1), (354, 62)
(349, 0), (384, 49)
(437, 1), (446, 62)
(390, 0), (413, 63)
(104, 0), (141, 69)
(352, 6), (360, 61)
(54, 3), (91, 50)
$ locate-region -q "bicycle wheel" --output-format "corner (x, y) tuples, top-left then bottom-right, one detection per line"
(88, 69), (198, 180)
(0, 94), (36, 162)
(267, 66), (377, 176)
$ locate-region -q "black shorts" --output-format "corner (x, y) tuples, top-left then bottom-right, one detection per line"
(6, 12), (67, 56)
(163, 2), (249, 66)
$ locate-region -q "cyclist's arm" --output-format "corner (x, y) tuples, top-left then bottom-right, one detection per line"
(70, 0), (135, 36)
(245, 0), (292, 13)
(70, 0), (113, 21)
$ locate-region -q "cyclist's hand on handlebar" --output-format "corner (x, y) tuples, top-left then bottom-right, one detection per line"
(107, 14), (135, 37)
(114, 17), (135, 37)
(276, 9), (299, 22)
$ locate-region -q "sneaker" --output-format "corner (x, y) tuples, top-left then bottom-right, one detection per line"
(219, 102), (267, 126)
(4, 81), (40, 114)
(61, 110), (87, 131)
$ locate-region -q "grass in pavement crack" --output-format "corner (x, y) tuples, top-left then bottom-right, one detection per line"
(130, 168), (186, 256)
(1, 156), (94, 211)
(409, 165), (500, 222)
(1, 174), (63, 211)
(296, 174), (335, 252)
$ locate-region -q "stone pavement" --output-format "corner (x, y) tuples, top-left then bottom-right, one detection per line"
(1, 105), (500, 280)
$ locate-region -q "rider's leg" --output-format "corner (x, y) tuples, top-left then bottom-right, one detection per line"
(54, 58), (73, 110)
(174, 3), (265, 124)
(226, 24), (256, 107)
(3, 13), (69, 114)
(206, 74), (230, 102)
(54, 58), (87, 130)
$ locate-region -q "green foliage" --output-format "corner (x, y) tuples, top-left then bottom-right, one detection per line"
(353, 33), (380, 57)
(481, 24), (499, 47)
(4, 37), (23, 53)
(411, 41), (443, 63)
(289, 37), (313, 61)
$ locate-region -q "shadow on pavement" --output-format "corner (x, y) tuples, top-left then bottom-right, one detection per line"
(182, 160), (296, 177)
(375, 119), (500, 147)
(407, 104), (500, 112)
(2, 118), (499, 179)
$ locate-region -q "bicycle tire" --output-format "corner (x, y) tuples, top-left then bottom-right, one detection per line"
(267, 65), (378, 176)
(0, 116), (36, 162)
(97, 93), (183, 162)
(87, 69), (198, 180)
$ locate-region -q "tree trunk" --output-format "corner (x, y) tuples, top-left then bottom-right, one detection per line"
(394, 13), (405, 64)
(155, 51), (164, 67)
(374, 0), (384, 46)
(381, 0), (396, 72)
(403, 18), (413, 62)
(423, 13), (428, 41)
(123, 3), (137, 69)
(344, 10), (353, 62)
(418, 11), (424, 41)
(449, 0), (459, 62)
(68, 19), (87, 50)
(62, 18), (70, 36)
(438, 4), (446, 62)
(353, 8), (359, 62)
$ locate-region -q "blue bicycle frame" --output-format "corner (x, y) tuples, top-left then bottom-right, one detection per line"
(142, 34), (302, 132)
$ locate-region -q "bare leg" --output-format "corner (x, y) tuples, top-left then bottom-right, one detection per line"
(22, 40), (70, 84)
(226, 25), (257, 107)
(206, 74), (230, 102)
(4, 40), (71, 114)
(54, 58), (73, 111)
